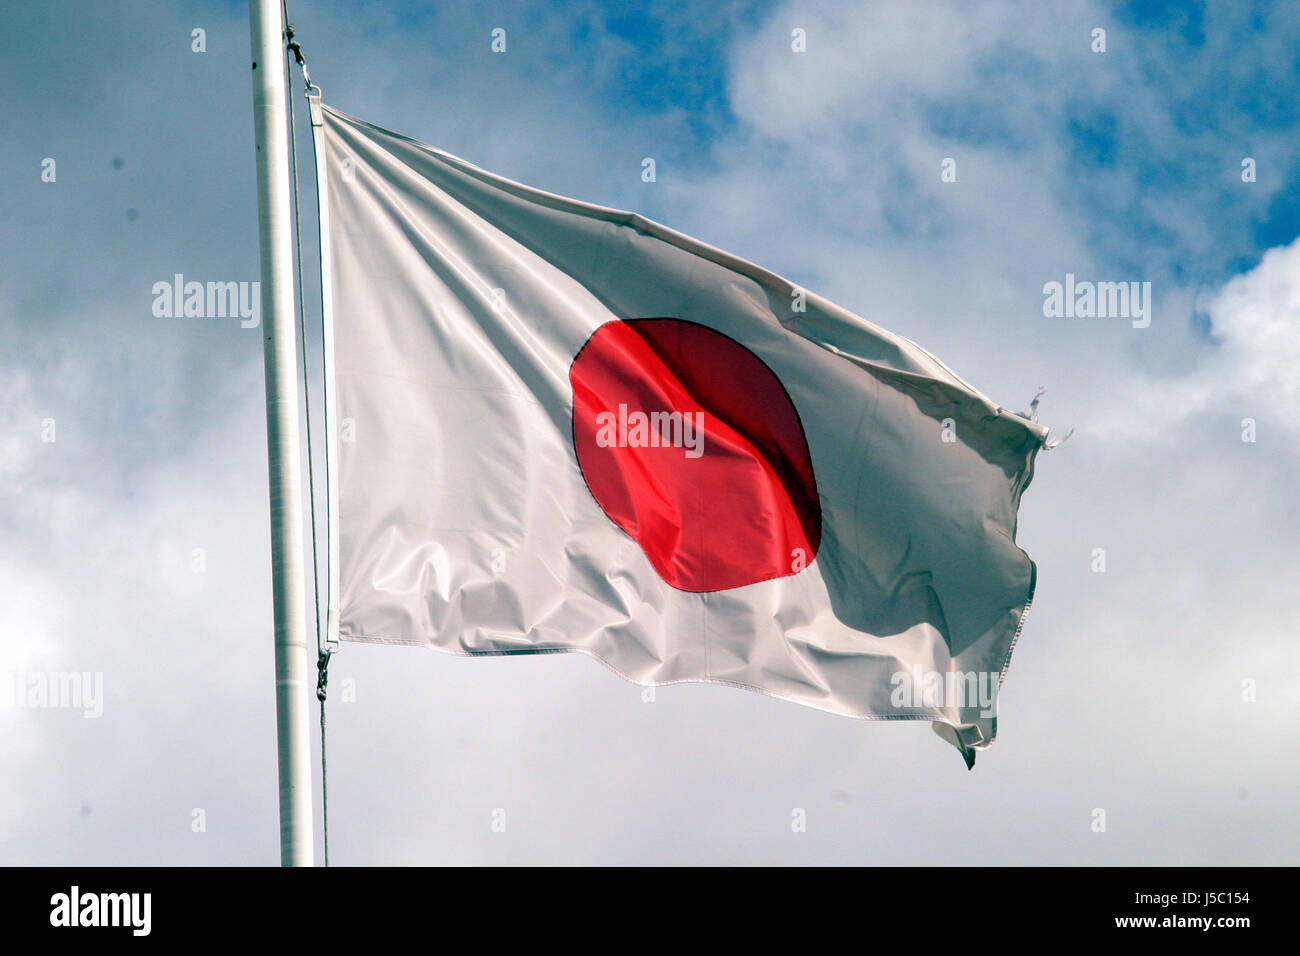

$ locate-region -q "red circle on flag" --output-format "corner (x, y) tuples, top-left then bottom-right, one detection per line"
(570, 318), (821, 592)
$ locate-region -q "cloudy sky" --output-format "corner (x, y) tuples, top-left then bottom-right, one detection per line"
(2, 0), (1298, 864)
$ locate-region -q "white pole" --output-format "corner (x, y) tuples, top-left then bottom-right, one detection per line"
(249, 0), (315, 867)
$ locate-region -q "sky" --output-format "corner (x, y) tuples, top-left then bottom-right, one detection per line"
(1, 0), (1298, 864)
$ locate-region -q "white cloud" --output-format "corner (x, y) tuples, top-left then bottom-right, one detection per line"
(1088, 236), (1300, 442)
(1205, 238), (1300, 413)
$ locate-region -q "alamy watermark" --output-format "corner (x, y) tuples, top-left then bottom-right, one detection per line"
(2, 669), (103, 718)
(890, 668), (996, 719)
(50, 886), (150, 936)
(1043, 273), (1151, 328)
(151, 274), (259, 327)
(594, 404), (704, 458)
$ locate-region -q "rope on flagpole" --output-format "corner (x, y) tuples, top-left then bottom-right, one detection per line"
(316, 647), (331, 867)
(282, 2), (333, 867)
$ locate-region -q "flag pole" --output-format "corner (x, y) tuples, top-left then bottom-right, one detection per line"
(249, 0), (315, 866)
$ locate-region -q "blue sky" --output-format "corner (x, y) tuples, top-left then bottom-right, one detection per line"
(2, 0), (1298, 864)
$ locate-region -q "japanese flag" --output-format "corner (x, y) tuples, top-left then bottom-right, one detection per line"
(317, 104), (1046, 766)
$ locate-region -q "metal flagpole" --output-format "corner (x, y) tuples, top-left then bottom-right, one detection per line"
(249, 0), (315, 866)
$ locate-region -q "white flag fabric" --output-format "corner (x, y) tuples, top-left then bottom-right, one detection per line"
(317, 103), (1047, 765)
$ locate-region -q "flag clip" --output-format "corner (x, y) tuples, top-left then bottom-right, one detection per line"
(305, 87), (324, 128)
